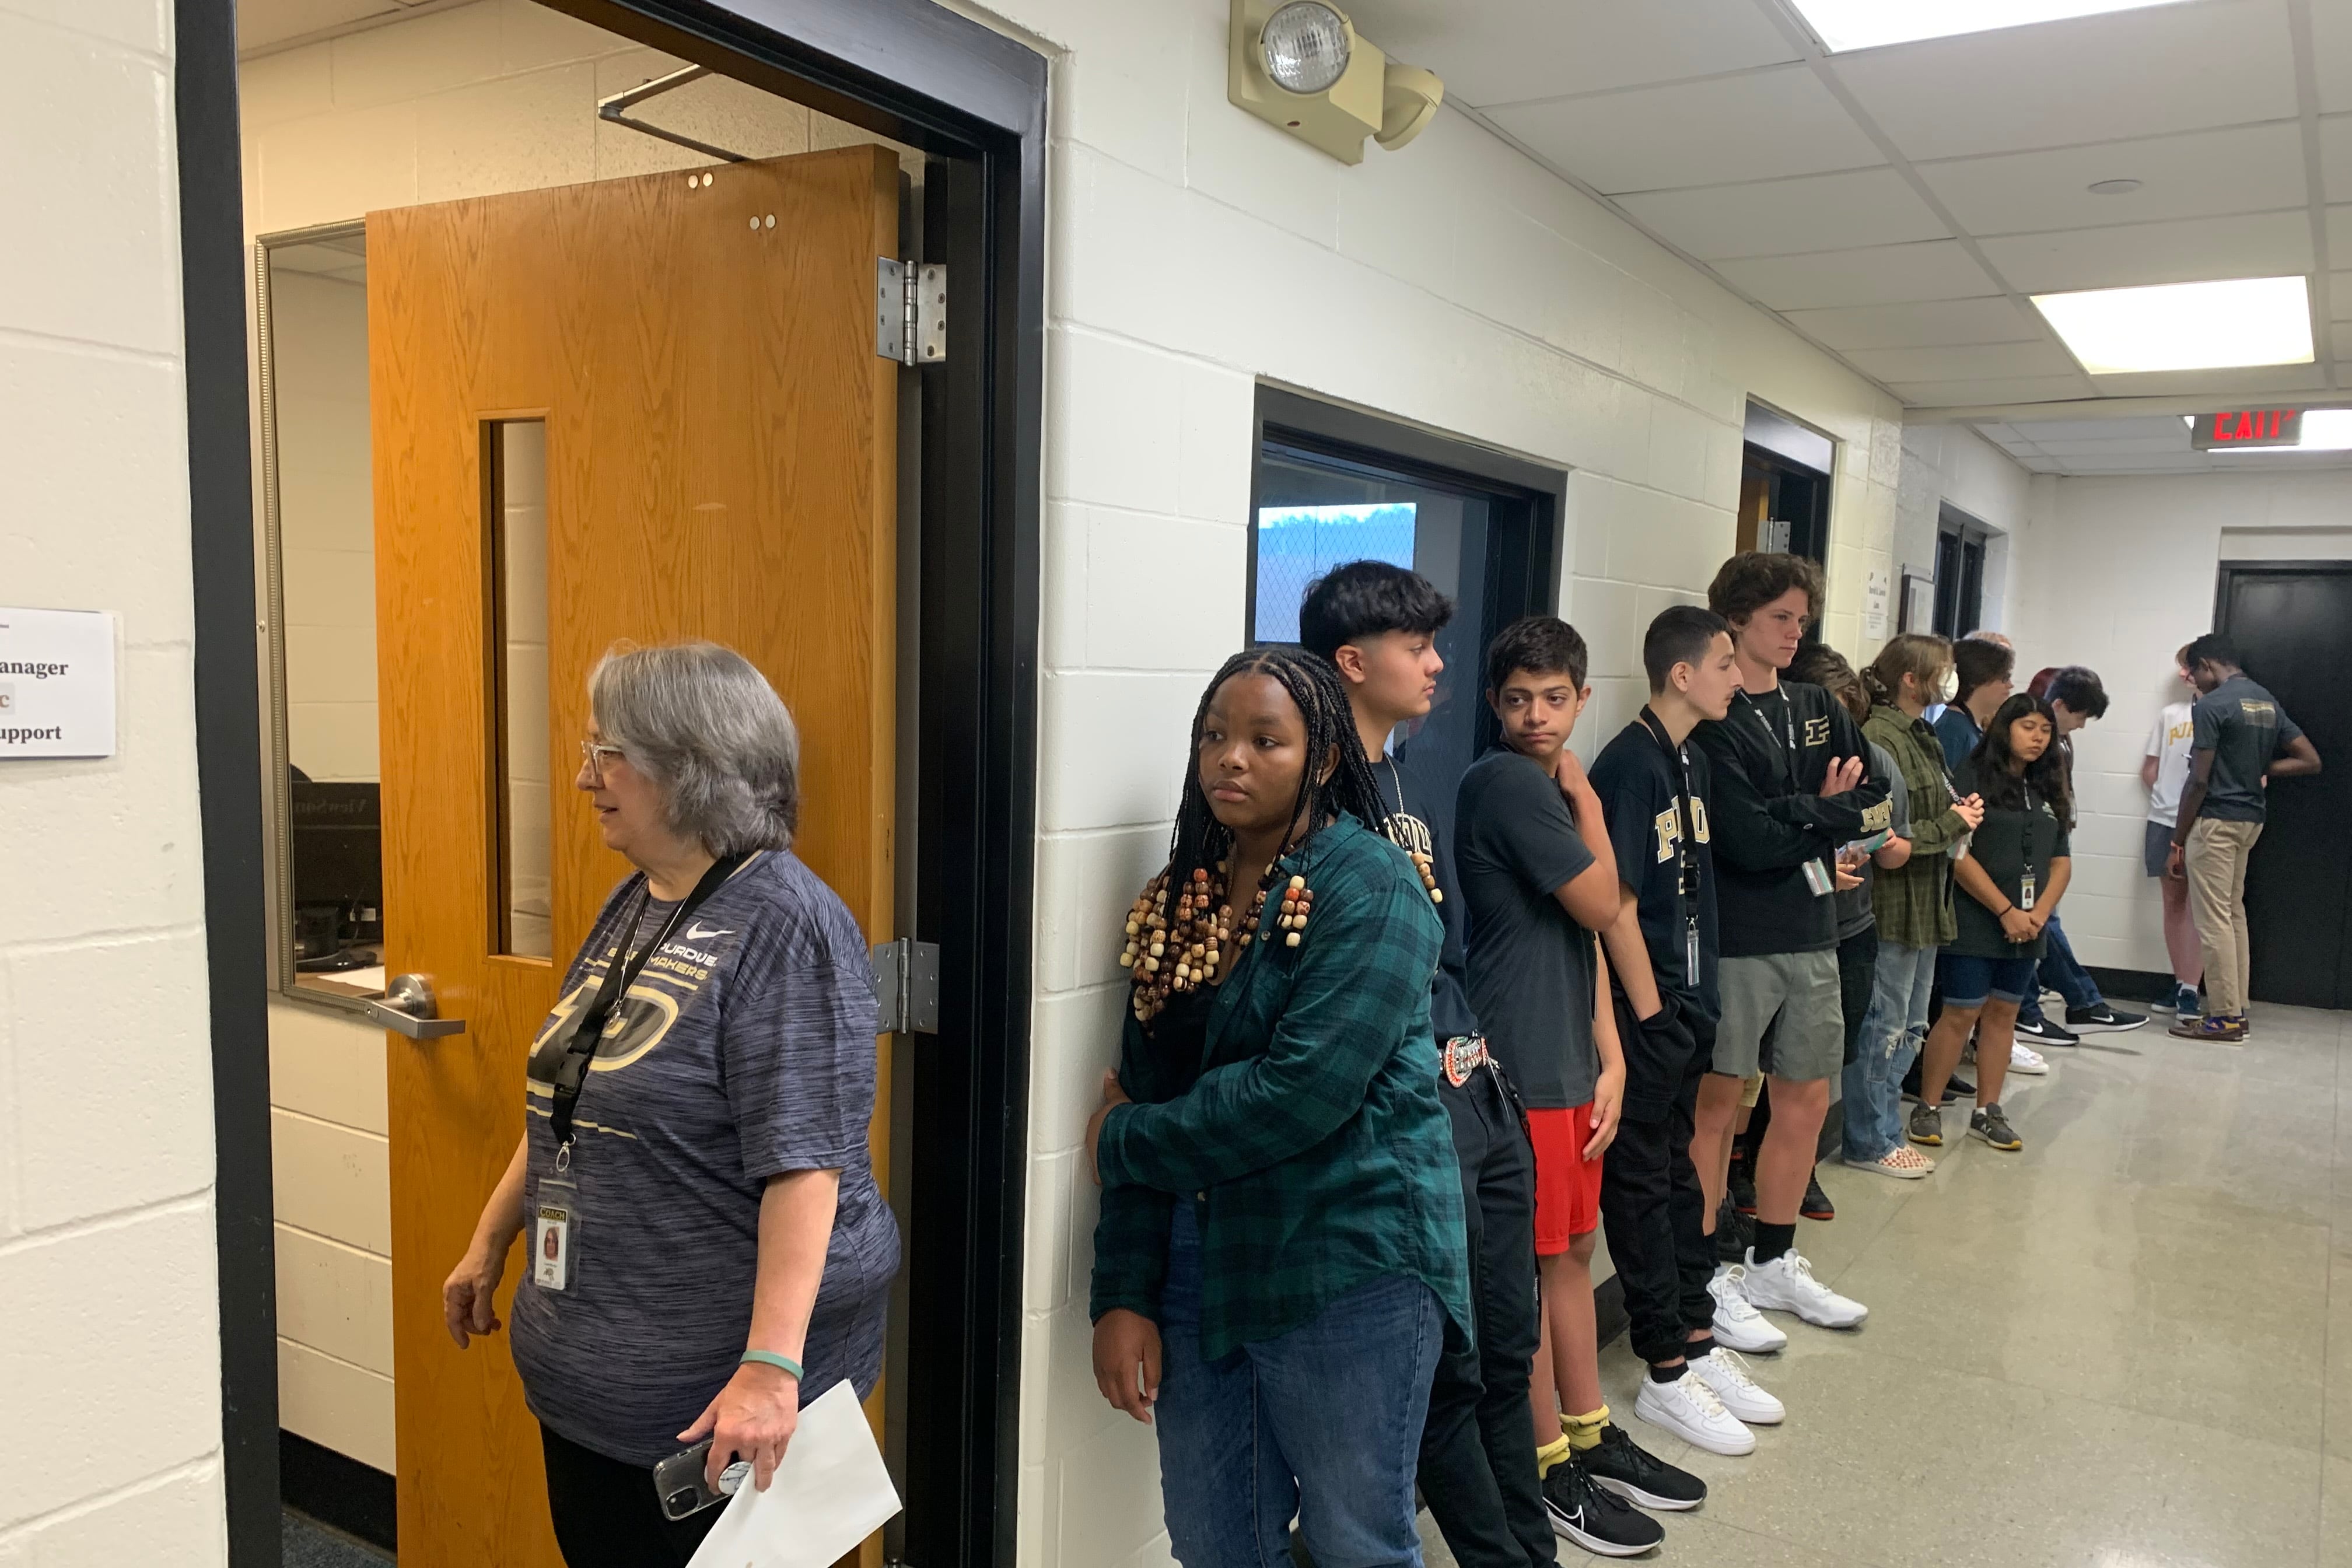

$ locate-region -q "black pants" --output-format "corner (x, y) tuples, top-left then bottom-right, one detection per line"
(1598, 996), (1716, 1368)
(541, 1424), (723, 1568)
(1416, 1058), (1555, 1568)
(1839, 925), (1879, 1066)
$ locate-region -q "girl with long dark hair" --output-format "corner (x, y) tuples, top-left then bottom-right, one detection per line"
(1083, 646), (1471, 1566)
(1911, 694), (2073, 1155)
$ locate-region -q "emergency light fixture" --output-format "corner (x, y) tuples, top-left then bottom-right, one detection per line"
(1228, 0), (1444, 166)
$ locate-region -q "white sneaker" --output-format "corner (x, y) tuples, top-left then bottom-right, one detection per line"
(1634, 1368), (1756, 1457)
(2009, 1041), (2049, 1075)
(1739, 1248), (1868, 1328)
(1709, 1265), (1788, 1353)
(1688, 1348), (1785, 1424)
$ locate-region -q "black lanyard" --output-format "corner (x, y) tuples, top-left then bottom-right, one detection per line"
(1639, 708), (1700, 903)
(1741, 687), (1800, 789)
(548, 853), (746, 1157)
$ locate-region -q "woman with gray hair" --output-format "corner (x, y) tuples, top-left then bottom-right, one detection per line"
(440, 640), (899, 1567)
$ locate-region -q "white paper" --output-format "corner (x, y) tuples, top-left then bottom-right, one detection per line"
(0, 606), (116, 760)
(687, 1382), (902, 1568)
(1863, 568), (1891, 640)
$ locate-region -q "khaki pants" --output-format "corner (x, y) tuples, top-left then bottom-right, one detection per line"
(2185, 818), (2264, 1018)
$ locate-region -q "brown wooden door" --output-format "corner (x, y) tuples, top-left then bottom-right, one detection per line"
(370, 146), (899, 1568)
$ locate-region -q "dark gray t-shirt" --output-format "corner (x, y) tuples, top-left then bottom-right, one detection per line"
(1454, 746), (1600, 1110)
(511, 850), (900, 1466)
(2192, 674), (2303, 824)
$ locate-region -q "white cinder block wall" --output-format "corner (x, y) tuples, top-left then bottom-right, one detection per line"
(0, 0), (231, 1562)
(1895, 423), (2029, 632)
(996, 1), (1916, 1562)
(2008, 469), (2352, 978)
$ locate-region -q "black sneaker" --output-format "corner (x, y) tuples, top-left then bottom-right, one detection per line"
(1900, 1070), (1975, 1107)
(2014, 1014), (2080, 1047)
(1544, 1454), (1666, 1556)
(1908, 1104), (1943, 1146)
(1730, 1152), (1758, 1216)
(2065, 1002), (2147, 1033)
(1714, 1195), (1754, 1263)
(1801, 1170), (1834, 1220)
(1583, 1423), (1705, 1512)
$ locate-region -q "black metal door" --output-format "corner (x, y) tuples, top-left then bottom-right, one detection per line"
(2215, 562), (2352, 1008)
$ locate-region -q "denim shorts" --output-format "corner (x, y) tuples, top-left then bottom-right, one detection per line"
(1937, 951), (2039, 1008)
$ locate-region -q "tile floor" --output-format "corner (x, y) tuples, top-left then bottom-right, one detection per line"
(1420, 1002), (2350, 1568)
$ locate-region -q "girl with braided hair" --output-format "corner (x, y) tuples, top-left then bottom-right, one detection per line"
(1083, 646), (1471, 1565)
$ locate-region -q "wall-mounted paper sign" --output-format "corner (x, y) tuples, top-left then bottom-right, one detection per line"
(0, 607), (116, 759)
(1863, 568), (1891, 640)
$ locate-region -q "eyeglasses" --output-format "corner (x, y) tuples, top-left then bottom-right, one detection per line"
(579, 740), (626, 778)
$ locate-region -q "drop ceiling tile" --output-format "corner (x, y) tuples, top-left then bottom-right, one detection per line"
(2087, 362), (2326, 397)
(1342, 0), (1800, 109)
(2331, 321), (2352, 358)
(2310, 0), (2352, 113)
(2327, 205), (2352, 256)
(2317, 115), (2352, 202)
(1831, 0), (2296, 163)
(1885, 374), (2098, 407)
(1485, 66), (1885, 194)
(1980, 209), (2312, 293)
(2006, 415), (2200, 441)
(1917, 122), (2308, 236)
(1713, 239), (1996, 310)
(1779, 296), (2043, 349)
(2030, 436), (2196, 456)
(1843, 341), (2080, 383)
(2059, 451), (2219, 473)
(1615, 167), (1947, 260)
(2331, 272), (2352, 320)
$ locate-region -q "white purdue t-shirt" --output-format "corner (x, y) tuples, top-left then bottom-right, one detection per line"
(2146, 699), (2196, 827)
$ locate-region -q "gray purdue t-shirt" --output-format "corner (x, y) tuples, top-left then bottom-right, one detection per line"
(511, 850), (900, 1466)
(2192, 674), (2304, 824)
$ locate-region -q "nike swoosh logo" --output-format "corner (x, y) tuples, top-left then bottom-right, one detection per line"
(684, 923), (735, 940)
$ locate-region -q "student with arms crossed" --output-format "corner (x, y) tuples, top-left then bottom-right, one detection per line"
(1590, 606), (1787, 1465)
(2166, 634), (2323, 1042)
(1455, 617), (1666, 1559)
(1301, 561), (1560, 1568)
(1911, 695), (2073, 1153)
(1689, 554), (1886, 1332)
(2141, 649), (2204, 1019)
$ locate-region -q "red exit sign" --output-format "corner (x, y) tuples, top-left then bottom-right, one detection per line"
(2192, 409), (2303, 449)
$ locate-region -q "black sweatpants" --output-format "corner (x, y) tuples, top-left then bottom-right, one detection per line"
(1416, 1057), (1556, 1568)
(1597, 993), (1716, 1368)
(541, 1424), (723, 1568)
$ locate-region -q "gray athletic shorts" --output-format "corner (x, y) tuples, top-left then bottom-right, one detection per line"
(1714, 950), (1843, 1083)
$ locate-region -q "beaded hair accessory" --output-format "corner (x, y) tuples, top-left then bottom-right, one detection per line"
(1118, 860), (1306, 1023)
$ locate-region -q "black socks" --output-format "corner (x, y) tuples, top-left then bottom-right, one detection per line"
(1754, 1220), (1797, 1265)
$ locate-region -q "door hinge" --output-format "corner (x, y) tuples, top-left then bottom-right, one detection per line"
(876, 258), (947, 367)
(870, 937), (940, 1034)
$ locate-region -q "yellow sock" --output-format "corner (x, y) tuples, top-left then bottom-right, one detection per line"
(1534, 1434), (1572, 1478)
(1563, 1405), (1611, 1452)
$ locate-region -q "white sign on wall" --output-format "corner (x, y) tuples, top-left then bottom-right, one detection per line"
(0, 607), (116, 760)
(1863, 568), (1891, 640)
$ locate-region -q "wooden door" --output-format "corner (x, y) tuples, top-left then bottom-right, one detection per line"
(370, 146), (899, 1568)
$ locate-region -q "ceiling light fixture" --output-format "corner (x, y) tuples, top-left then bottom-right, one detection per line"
(2032, 276), (2314, 375)
(1788, 0), (2191, 52)
(2087, 178), (2143, 195)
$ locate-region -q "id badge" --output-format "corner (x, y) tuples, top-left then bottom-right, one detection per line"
(1685, 920), (1701, 981)
(2019, 871), (2038, 912)
(1801, 858), (1835, 898)
(534, 1176), (581, 1292)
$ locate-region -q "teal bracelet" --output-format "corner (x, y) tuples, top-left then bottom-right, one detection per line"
(741, 1350), (804, 1380)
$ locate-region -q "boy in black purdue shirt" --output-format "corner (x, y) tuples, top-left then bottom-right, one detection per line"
(1690, 554), (1887, 1332)
(1590, 607), (1787, 1460)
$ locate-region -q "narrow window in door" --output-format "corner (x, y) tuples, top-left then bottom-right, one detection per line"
(488, 419), (553, 960)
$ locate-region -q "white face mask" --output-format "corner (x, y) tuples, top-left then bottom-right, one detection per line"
(1936, 669), (1961, 704)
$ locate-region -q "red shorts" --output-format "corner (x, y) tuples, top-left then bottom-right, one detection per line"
(1527, 1104), (1602, 1255)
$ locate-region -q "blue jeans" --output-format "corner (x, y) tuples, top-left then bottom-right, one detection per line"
(2017, 915), (2100, 1024)
(1843, 940), (1937, 1161)
(1156, 1203), (1441, 1568)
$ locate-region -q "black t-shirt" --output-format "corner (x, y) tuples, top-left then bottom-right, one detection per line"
(1371, 751), (1479, 1042)
(2192, 674), (2304, 824)
(1454, 745), (1600, 1110)
(1589, 715), (1720, 1028)
(1947, 757), (2072, 960)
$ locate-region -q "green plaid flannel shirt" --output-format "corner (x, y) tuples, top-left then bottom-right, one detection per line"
(1863, 703), (1975, 949)
(1089, 816), (1472, 1361)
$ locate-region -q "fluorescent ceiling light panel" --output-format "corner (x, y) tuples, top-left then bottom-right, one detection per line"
(2031, 276), (2313, 375)
(2294, 410), (2352, 450)
(1790, 0), (2190, 52)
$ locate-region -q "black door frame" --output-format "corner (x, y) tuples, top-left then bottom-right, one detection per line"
(174, 3), (1045, 1564)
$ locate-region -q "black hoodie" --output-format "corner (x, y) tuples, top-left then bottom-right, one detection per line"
(1691, 679), (1893, 958)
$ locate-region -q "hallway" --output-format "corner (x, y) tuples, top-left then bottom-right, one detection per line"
(1427, 1004), (2351, 1568)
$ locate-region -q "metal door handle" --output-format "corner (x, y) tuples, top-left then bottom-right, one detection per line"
(363, 973), (468, 1039)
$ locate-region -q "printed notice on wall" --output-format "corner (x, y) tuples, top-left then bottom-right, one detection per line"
(0, 607), (116, 759)
(1863, 569), (1891, 640)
